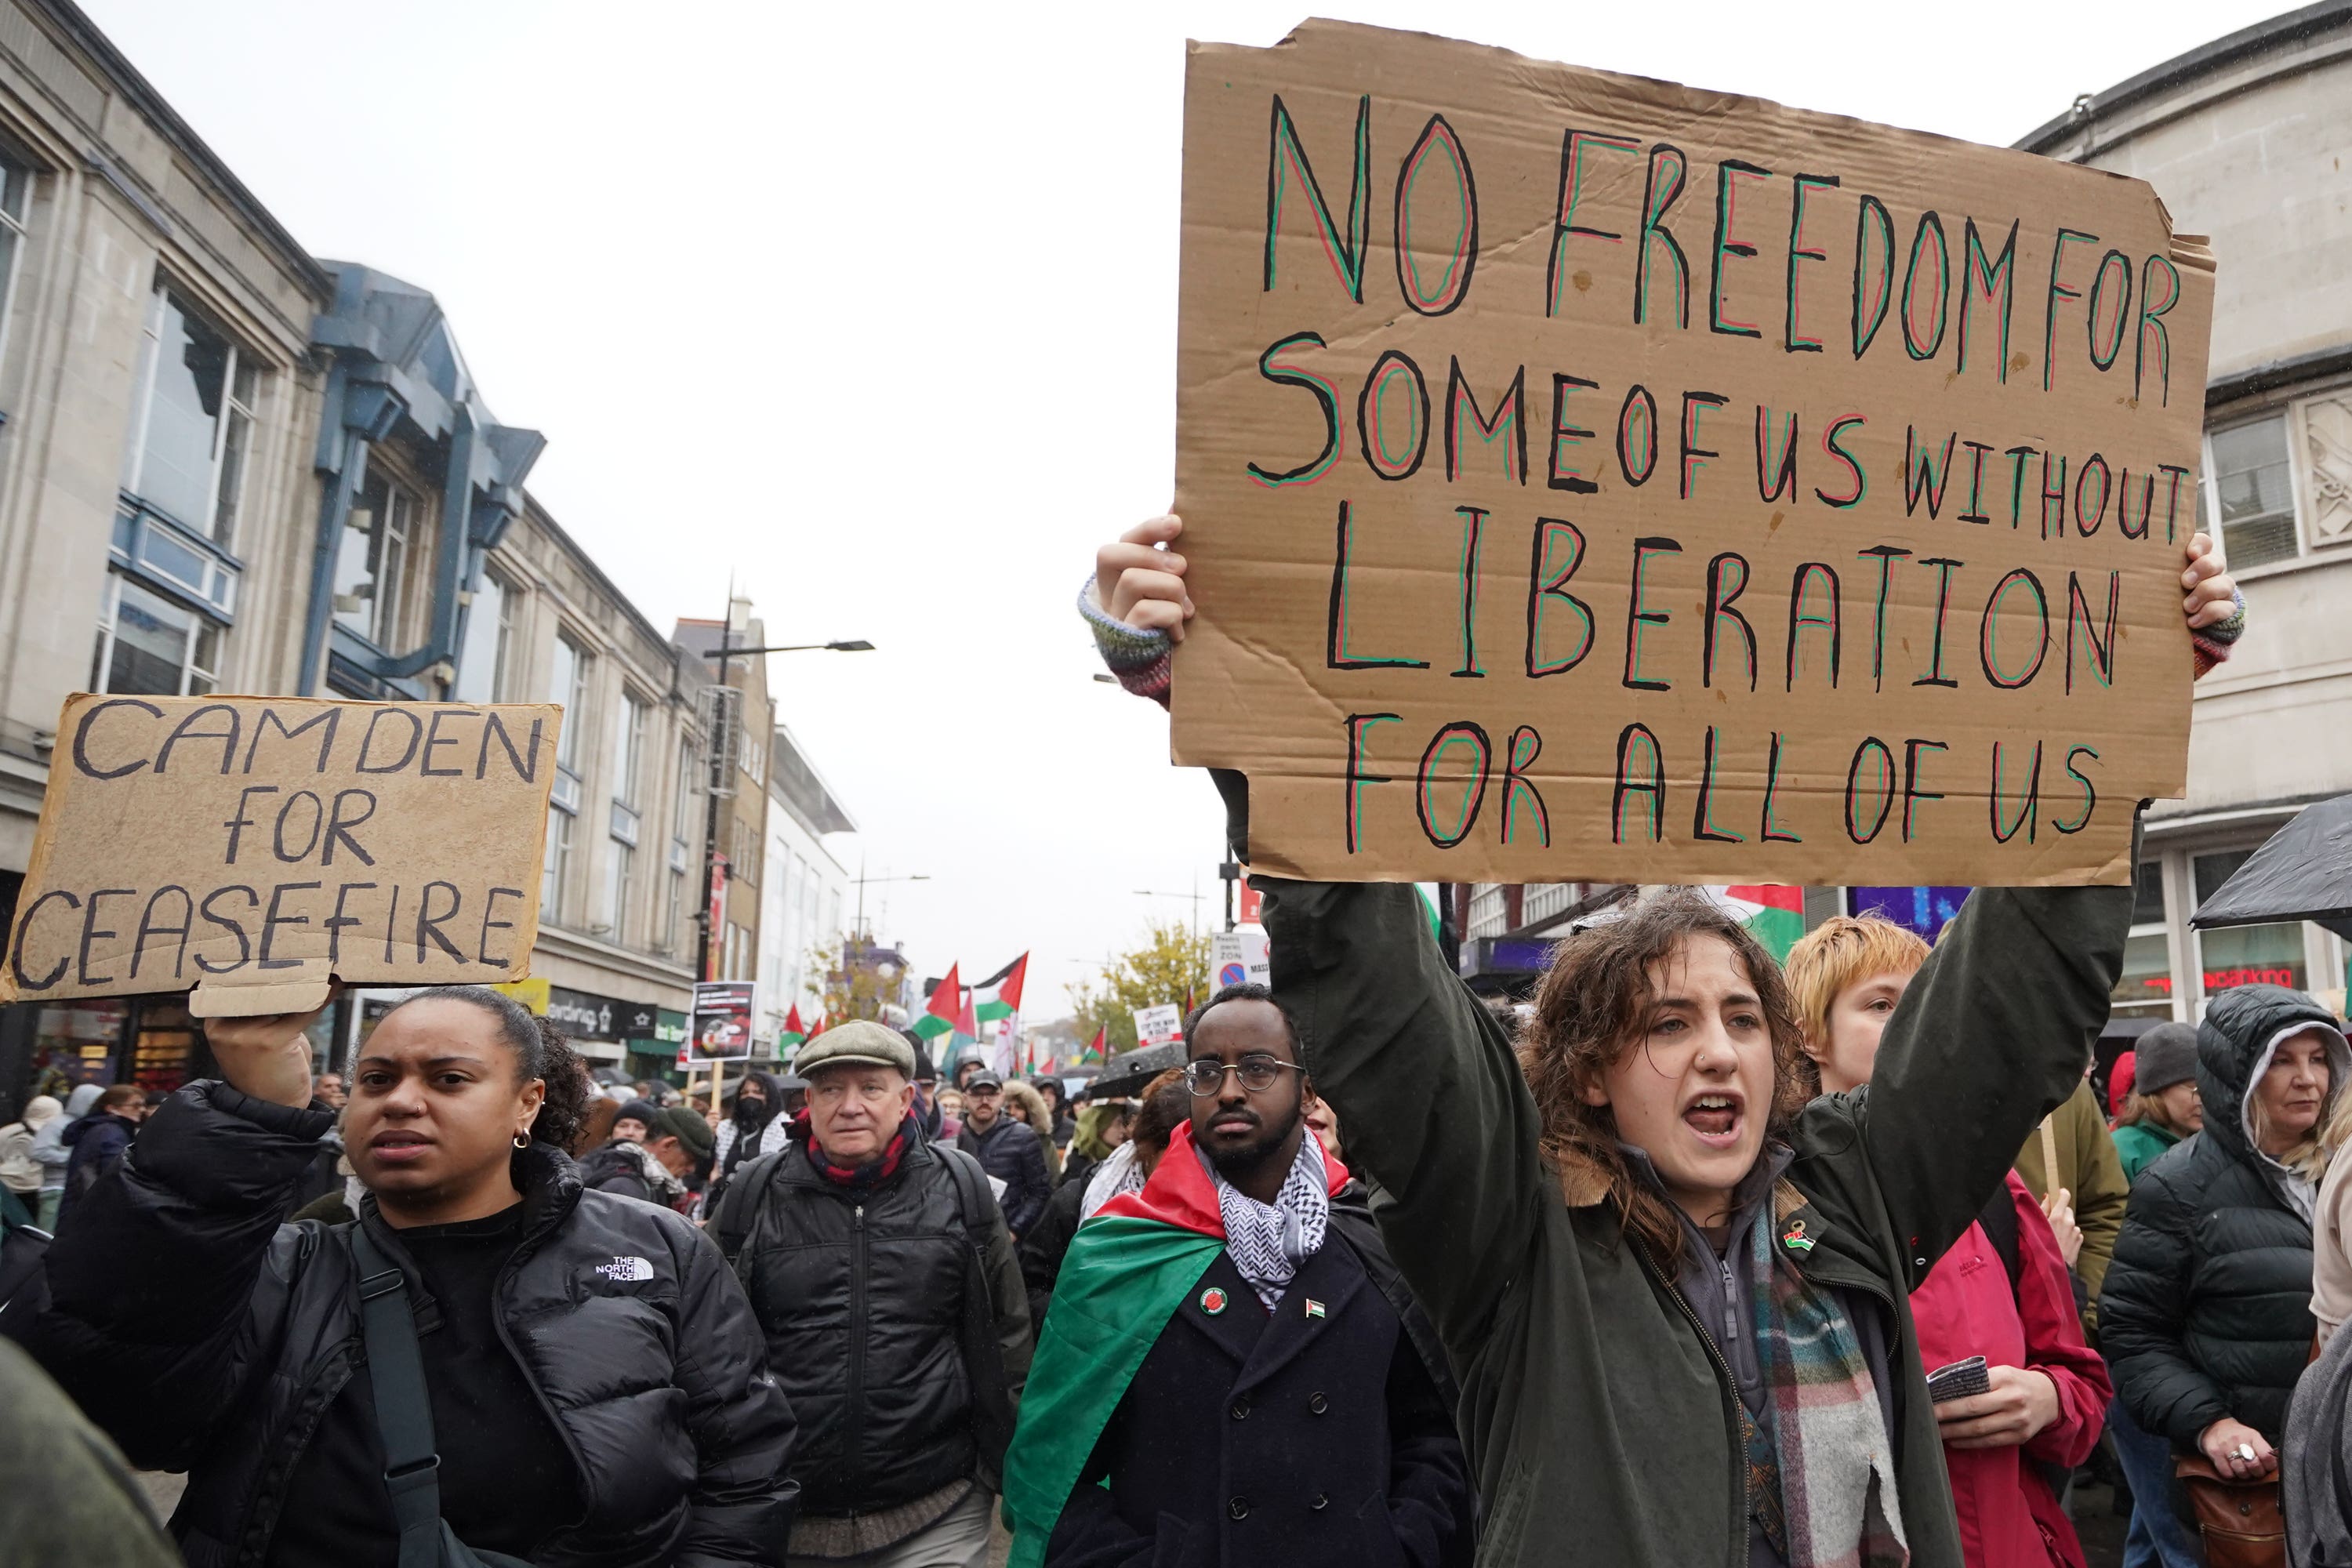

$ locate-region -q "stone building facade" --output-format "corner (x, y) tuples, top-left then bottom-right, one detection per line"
(2022, 2), (2352, 1019)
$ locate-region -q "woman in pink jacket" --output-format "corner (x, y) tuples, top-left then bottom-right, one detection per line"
(1789, 916), (2112, 1567)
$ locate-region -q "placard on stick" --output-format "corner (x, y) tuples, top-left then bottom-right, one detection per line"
(2, 695), (559, 1017)
(1169, 20), (2215, 886)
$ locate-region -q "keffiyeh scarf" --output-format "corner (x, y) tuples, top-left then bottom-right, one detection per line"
(1203, 1131), (1330, 1310)
(1744, 1207), (1907, 1568)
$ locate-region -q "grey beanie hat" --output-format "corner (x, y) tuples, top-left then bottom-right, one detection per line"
(2135, 1022), (2200, 1095)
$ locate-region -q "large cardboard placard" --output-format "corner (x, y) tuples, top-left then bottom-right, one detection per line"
(1171, 21), (2214, 885)
(2, 695), (559, 1016)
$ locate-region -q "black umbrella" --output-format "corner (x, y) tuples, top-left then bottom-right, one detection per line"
(2190, 794), (2352, 941)
(1080, 1041), (1186, 1101)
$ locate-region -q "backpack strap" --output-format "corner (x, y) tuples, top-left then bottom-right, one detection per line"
(933, 1142), (1018, 1487)
(1976, 1185), (2024, 1295)
(347, 1221), (448, 1568)
(713, 1149), (788, 1269)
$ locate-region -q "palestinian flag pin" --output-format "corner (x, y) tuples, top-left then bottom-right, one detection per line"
(1780, 1220), (1816, 1254)
(1305, 1298), (1327, 1319)
(1199, 1286), (1229, 1316)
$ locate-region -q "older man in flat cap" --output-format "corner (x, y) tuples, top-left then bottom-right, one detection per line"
(713, 1021), (1031, 1568)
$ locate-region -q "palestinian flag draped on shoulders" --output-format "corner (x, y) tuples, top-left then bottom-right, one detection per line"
(1001, 1120), (1348, 1566)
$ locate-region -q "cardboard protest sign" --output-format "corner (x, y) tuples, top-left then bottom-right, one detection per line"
(690, 981), (757, 1063)
(1170, 20), (2214, 885)
(2, 695), (558, 1016)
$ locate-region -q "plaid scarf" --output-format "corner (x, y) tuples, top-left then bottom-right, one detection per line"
(1205, 1133), (1330, 1310)
(1743, 1207), (1907, 1568)
(802, 1112), (917, 1190)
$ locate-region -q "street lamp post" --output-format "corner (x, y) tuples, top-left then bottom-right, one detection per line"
(693, 633), (875, 987)
(851, 862), (931, 938)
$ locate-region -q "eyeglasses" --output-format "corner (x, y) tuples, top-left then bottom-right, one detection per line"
(1184, 1058), (1307, 1097)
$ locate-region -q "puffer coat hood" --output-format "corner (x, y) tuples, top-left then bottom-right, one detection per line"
(2197, 984), (2350, 1177)
(2103, 984), (2349, 1449)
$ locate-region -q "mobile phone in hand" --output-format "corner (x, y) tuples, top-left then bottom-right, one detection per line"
(1926, 1355), (1990, 1403)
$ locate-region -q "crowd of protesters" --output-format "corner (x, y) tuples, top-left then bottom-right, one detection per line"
(8, 512), (2352, 1568)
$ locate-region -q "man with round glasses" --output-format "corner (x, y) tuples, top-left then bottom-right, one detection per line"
(1003, 982), (1472, 1567)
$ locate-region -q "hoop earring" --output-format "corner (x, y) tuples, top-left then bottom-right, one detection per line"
(513, 1132), (531, 1150)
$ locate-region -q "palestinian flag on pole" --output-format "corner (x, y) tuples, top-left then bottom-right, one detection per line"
(775, 1004), (808, 1050)
(1703, 885), (1806, 962)
(1080, 1025), (1106, 1065)
(913, 964), (960, 1040)
(1002, 1120), (1347, 1566)
(975, 953), (1028, 1022)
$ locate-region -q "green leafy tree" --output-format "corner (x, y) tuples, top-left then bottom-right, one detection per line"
(1066, 920), (1210, 1056)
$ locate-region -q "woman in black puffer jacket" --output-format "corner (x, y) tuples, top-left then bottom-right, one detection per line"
(19, 985), (796, 1567)
(2101, 983), (2350, 1483)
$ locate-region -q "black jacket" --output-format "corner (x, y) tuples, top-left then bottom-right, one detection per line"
(1047, 1181), (1472, 1568)
(20, 1080), (797, 1567)
(2102, 983), (2347, 1449)
(55, 1110), (137, 1229)
(959, 1114), (1052, 1235)
(1019, 1173), (1090, 1330)
(719, 1130), (1032, 1519)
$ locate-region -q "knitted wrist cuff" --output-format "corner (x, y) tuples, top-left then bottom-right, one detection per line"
(1078, 575), (1174, 704)
(1078, 574), (1171, 669)
(2201, 587), (2249, 647)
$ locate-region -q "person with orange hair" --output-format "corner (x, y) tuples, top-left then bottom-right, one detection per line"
(1787, 916), (2110, 1568)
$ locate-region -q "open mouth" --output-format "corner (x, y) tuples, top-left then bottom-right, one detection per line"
(369, 1131), (432, 1163)
(1682, 1093), (1744, 1146)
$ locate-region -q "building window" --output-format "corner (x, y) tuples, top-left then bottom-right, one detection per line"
(728, 815), (759, 887)
(664, 866), (686, 956)
(542, 804), (574, 923)
(615, 691), (648, 808)
(2205, 416), (2299, 571)
(0, 158), (33, 378)
(91, 573), (220, 696)
(122, 280), (260, 546)
(605, 840), (634, 944)
(453, 570), (517, 703)
(2111, 858), (2174, 1018)
(332, 471), (423, 648)
(550, 633), (591, 774)
(2194, 848), (2307, 996)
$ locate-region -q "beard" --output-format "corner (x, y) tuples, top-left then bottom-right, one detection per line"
(1203, 1098), (1305, 1182)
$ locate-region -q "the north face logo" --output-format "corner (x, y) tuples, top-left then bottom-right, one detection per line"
(595, 1256), (654, 1283)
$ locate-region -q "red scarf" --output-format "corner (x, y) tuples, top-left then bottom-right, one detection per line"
(797, 1110), (917, 1189)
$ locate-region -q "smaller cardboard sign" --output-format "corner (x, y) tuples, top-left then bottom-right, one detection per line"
(3, 695), (557, 1017)
(1207, 930), (1272, 994)
(1133, 1003), (1185, 1047)
(691, 981), (757, 1062)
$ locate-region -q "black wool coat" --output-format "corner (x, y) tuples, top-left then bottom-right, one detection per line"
(2101, 982), (2347, 1449)
(1046, 1188), (1473, 1568)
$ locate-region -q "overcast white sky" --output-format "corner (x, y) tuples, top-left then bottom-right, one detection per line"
(78, 0), (2285, 1021)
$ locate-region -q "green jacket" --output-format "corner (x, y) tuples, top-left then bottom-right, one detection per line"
(2111, 1119), (2182, 1185)
(1265, 877), (2128, 1568)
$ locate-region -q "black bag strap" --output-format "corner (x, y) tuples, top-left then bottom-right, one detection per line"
(935, 1143), (1018, 1486)
(349, 1221), (448, 1568)
(1978, 1185), (2023, 1295)
(713, 1149), (787, 1268)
